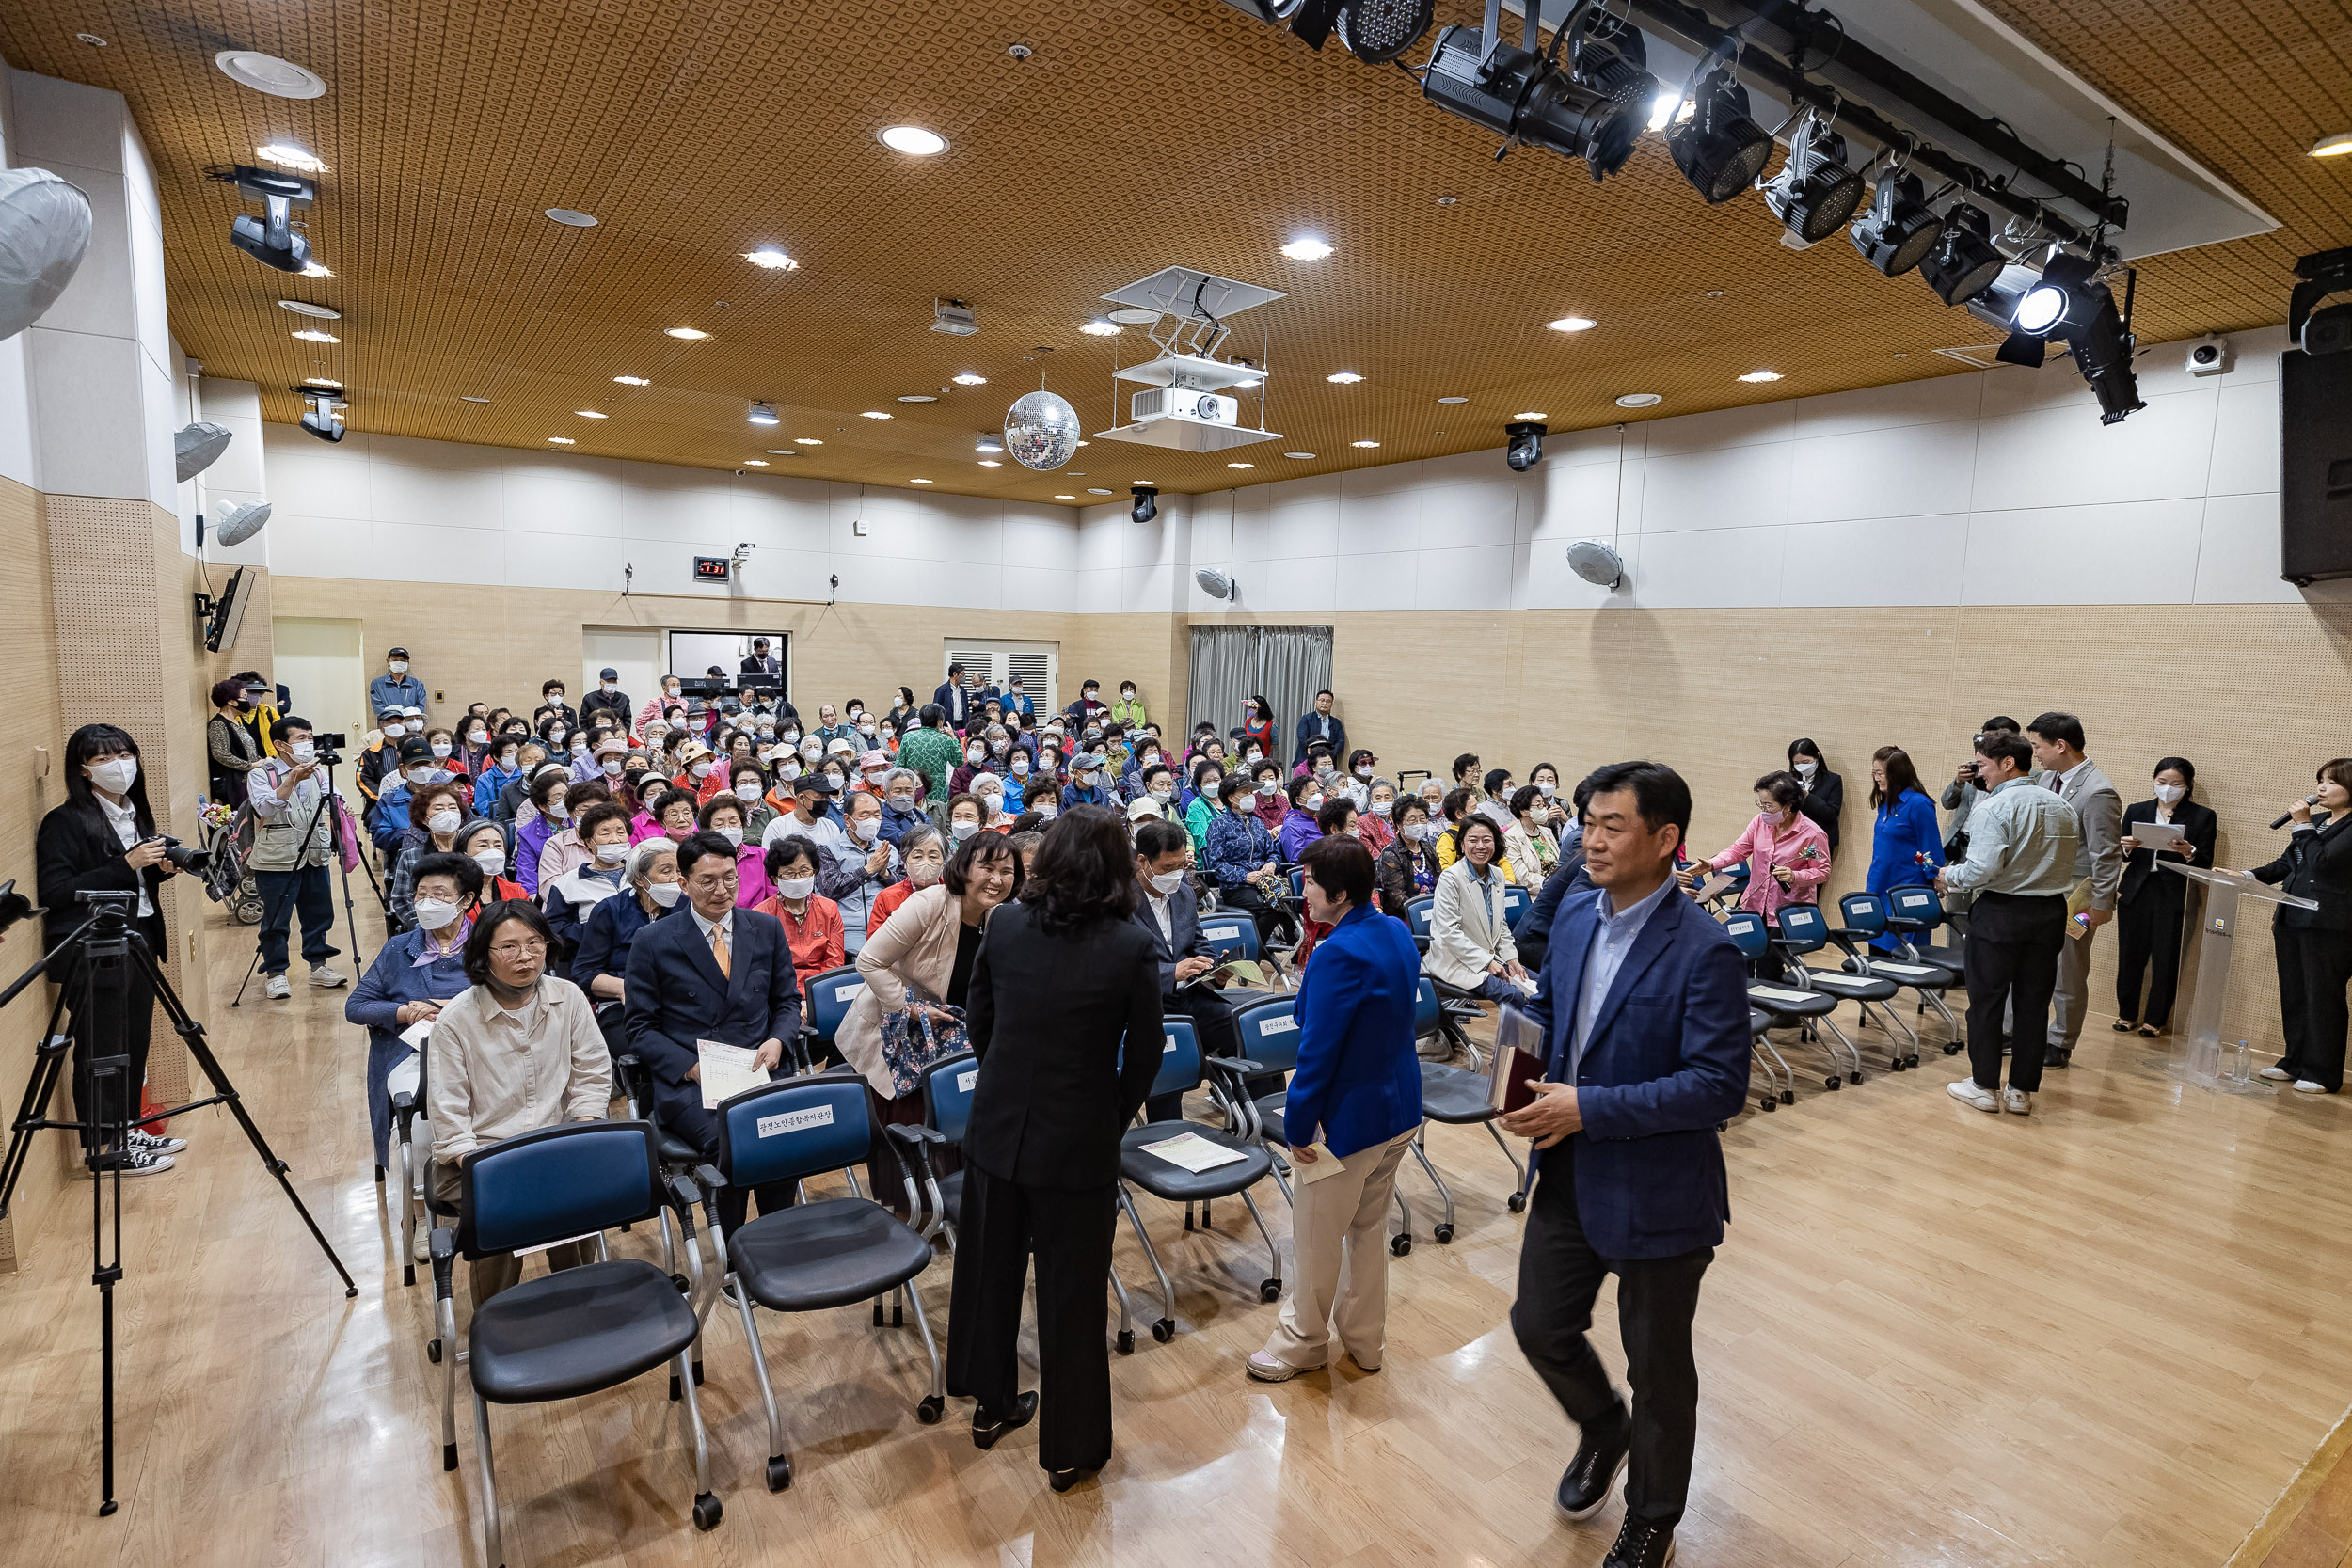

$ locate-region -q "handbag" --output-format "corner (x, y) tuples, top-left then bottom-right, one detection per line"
(878, 1003), (967, 1099)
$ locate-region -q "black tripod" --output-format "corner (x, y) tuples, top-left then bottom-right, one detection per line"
(0, 891), (357, 1516)
(230, 752), (381, 1007)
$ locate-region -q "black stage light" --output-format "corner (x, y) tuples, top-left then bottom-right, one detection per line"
(1668, 68), (1773, 204)
(1918, 202), (2006, 306)
(1216, 0), (1310, 21)
(1505, 420), (1547, 471)
(1560, 16), (1657, 182)
(2010, 253), (2143, 423)
(1967, 261), (2048, 366)
(1131, 483), (1159, 524)
(213, 165), (314, 274)
(1336, 0), (1436, 64)
(1761, 119), (1865, 245)
(1422, 22), (1653, 182)
(1850, 169), (1945, 277)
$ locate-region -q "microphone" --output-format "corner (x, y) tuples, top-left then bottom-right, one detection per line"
(2271, 794), (2320, 830)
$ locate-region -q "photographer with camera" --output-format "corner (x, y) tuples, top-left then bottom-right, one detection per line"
(34, 724), (187, 1173)
(248, 716), (349, 1001)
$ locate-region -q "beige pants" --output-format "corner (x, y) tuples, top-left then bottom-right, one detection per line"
(430, 1162), (594, 1307)
(1258, 1128), (1418, 1370)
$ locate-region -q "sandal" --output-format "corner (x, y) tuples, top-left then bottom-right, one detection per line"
(2138, 1025), (2160, 1037)
(2110, 1020), (2135, 1032)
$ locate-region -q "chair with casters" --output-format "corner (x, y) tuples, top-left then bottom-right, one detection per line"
(1721, 910), (1865, 1091)
(799, 964), (866, 1070)
(1773, 903), (1917, 1071)
(1112, 1018), (1282, 1351)
(430, 1120), (720, 1566)
(695, 1069), (944, 1494)
(1231, 994), (1416, 1255)
(1198, 911), (1276, 1006)
(388, 1048), (429, 1288)
(1882, 884), (1967, 979)
(1749, 1007), (1793, 1111)
(1407, 975), (1532, 1237)
(1834, 891), (1964, 1056)
(888, 1050), (977, 1249)
(1402, 895), (1487, 1038)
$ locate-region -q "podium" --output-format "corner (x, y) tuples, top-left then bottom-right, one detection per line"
(2157, 864), (2317, 1092)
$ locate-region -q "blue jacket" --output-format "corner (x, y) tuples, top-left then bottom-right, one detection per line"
(1866, 789), (1946, 894)
(346, 923), (471, 1045)
(571, 886), (676, 998)
(471, 763), (520, 819)
(1060, 783), (1108, 812)
(1281, 905), (1424, 1158)
(1204, 808), (1278, 889)
(1522, 883), (1751, 1259)
(623, 906), (803, 1151)
(1293, 710), (1346, 767)
(877, 800), (930, 847)
(368, 673), (427, 715)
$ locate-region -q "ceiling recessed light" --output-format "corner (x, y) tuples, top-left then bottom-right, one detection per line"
(977, 459), (1002, 467)
(75, 32), (104, 46)
(744, 459), (769, 466)
(762, 449), (798, 455)
(277, 298), (340, 319)
(879, 125), (947, 156)
(300, 261), (332, 277)
(748, 401), (780, 426)
(1104, 309), (1158, 326)
(1615, 392), (1662, 408)
(1513, 410), (1548, 420)
(1087, 487), (1114, 495)
(1076, 440), (1090, 447)
(304, 377), (342, 388)
(576, 409), (608, 419)
(1737, 370), (1784, 383)
(794, 437), (823, 445)
(257, 143), (327, 173)
(1055, 494), (1076, 499)
(1227, 462), (1254, 468)
(612, 374), (649, 386)
(951, 372), (987, 386)
(911, 478), (933, 484)
(898, 393), (937, 403)
(1352, 440), (1379, 449)
(547, 436), (576, 444)
(1080, 318), (1120, 337)
(1547, 316), (1597, 332)
(860, 410), (891, 420)
(460, 395), (490, 404)
(545, 208), (597, 228)
(1327, 372), (1364, 384)
(1280, 236), (1334, 260)
(2311, 132), (2352, 158)
(215, 50), (326, 99)
(290, 328), (339, 343)
(743, 246), (799, 270)
(1437, 395), (1469, 404)
(1283, 451), (1316, 459)
(665, 326), (708, 340)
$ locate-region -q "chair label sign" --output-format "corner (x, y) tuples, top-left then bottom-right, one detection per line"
(1164, 1034), (1177, 1053)
(1260, 1016), (1298, 1034)
(957, 1069), (977, 1092)
(834, 981), (865, 1002)
(757, 1104), (834, 1139)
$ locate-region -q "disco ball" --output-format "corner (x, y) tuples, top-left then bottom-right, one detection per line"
(1005, 389), (1082, 470)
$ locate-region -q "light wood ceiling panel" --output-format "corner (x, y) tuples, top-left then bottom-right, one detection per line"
(2, 0), (2338, 503)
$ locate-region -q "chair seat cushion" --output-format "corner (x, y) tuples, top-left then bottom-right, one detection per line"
(1252, 1091), (1289, 1148)
(1749, 1008), (1772, 1037)
(1120, 1120), (1273, 1199)
(1747, 985), (1836, 1019)
(469, 1258), (694, 1404)
(1842, 958), (1957, 989)
(654, 1128), (701, 1165)
(937, 1168), (963, 1227)
(1419, 1061), (1495, 1124)
(1911, 944), (1966, 974)
(1803, 970), (1898, 1002)
(728, 1196), (931, 1312)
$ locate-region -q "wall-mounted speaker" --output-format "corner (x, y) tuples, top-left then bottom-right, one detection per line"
(2281, 349), (2352, 587)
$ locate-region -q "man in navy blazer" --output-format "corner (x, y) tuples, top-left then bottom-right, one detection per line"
(1499, 761), (1749, 1568)
(1132, 820), (1255, 1119)
(624, 830), (803, 1229)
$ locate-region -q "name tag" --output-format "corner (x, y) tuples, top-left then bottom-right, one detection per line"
(1163, 1034), (1177, 1053)
(756, 1104), (834, 1138)
(1259, 1016), (1298, 1035)
(956, 1069), (977, 1093)
(833, 981), (864, 1003)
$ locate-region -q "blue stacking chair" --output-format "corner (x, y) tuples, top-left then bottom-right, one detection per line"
(700, 1070), (944, 1494)
(889, 1050), (978, 1248)
(1230, 993), (1416, 1254)
(1288, 866), (1307, 898)
(1501, 882), (1532, 931)
(1749, 1006), (1792, 1112)
(799, 964), (866, 1069)
(431, 1121), (720, 1565)
(1407, 976), (1533, 1239)
(1404, 895), (1437, 953)
(1114, 1018), (1281, 1350)
(1835, 891), (1965, 1054)
(1723, 909), (1865, 1092)
(1883, 883), (1967, 977)
(1775, 903), (1916, 1070)
(1404, 895), (1487, 1038)
(1197, 911), (1261, 964)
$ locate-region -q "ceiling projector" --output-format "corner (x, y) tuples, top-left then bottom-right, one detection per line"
(1093, 266), (1284, 453)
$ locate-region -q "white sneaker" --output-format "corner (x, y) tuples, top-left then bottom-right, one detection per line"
(1947, 1079), (2000, 1113)
(2257, 1066), (2292, 1082)
(1245, 1352), (1321, 1383)
(309, 964), (349, 989)
(2293, 1079), (2331, 1095)
(128, 1126), (186, 1155)
(410, 1224), (431, 1263)
(2001, 1087), (2032, 1116)
(264, 974), (291, 1000)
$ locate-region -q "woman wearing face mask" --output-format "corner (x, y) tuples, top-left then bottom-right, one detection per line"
(36, 725), (183, 1171)
(1375, 795), (1439, 923)
(544, 801), (634, 960)
(531, 778), (612, 894)
(1528, 762), (1573, 843)
(946, 792), (990, 848)
(1342, 749), (1379, 809)
(1184, 759), (1227, 852)
(1249, 760), (1289, 836)
(1279, 776), (1327, 862)
(207, 677), (263, 806)
(952, 735), (994, 797)
(698, 796), (773, 907)
(673, 741), (722, 807)
(452, 717), (491, 778)
(636, 676), (688, 738)
(652, 787), (701, 846)
(1060, 753), (1111, 814)
(2112, 756), (2217, 1039)
(1110, 680), (1148, 730)
(727, 761), (778, 842)
(1240, 695), (1277, 758)
(1787, 737), (1845, 852)
(753, 836), (846, 996)
(514, 768), (573, 899)
(1358, 778), (1398, 856)
(1864, 746), (1946, 954)
(868, 823), (946, 937)
(456, 818), (530, 903)
(347, 851), (482, 1178)
(571, 836), (681, 1024)
(1205, 772), (1299, 951)
(888, 686), (917, 728)
(971, 774), (1014, 832)
(389, 783), (471, 933)
(1684, 771), (1830, 927)
(1502, 784), (1560, 895)
(2245, 760), (2352, 1093)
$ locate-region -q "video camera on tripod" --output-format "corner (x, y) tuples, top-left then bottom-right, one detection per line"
(306, 730), (349, 765)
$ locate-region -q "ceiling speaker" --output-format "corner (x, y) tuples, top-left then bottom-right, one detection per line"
(0, 167), (93, 341)
(175, 421), (233, 482)
(1565, 540), (1626, 589)
(1195, 566), (1236, 601)
(214, 499), (273, 546)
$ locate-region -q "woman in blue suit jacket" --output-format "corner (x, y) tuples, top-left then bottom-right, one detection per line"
(1247, 835), (1424, 1383)
(1864, 747), (1945, 951)
(344, 851), (479, 1174)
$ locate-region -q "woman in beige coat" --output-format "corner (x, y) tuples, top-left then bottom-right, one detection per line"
(1423, 815), (1531, 1006)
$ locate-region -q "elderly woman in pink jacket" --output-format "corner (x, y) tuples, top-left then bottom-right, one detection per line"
(1683, 770), (1831, 925)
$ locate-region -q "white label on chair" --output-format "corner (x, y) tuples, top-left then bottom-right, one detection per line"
(1260, 1015), (1298, 1035)
(957, 1069), (977, 1093)
(513, 1229), (597, 1259)
(756, 1104), (834, 1138)
(1164, 1034), (1177, 1053)
(833, 982), (865, 1003)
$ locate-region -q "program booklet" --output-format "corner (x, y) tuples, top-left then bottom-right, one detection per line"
(1486, 1003), (1547, 1116)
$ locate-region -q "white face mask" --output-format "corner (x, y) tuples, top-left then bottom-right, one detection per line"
(389, 660), (409, 674)
(431, 742), (453, 759)
(1038, 802), (1058, 821)
(382, 722), (406, 739)
(468, 730), (487, 744)
(1302, 793), (1325, 812)
(718, 826), (744, 847)
(471, 848), (506, 876)
(1151, 787), (1174, 802)
(1076, 769), (1098, 786)
(648, 880), (683, 907)
(1150, 868), (1185, 895)
(967, 745), (985, 763)
(2153, 783), (2185, 804)
(545, 799), (568, 820)
(288, 740), (317, 765)
(908, 858), (945, 888)
(428, 809), (462, 835)
(413, 897), (458, 930)
(850, 815), (881, 843)
(690, 760), (713, 779)
(1371, 799), (1393, 816)
(780, 762), (802, 782)
(859, 724), (876, 737)
(800, 741), (821, 761)
(979, 790), (1003, 814)
(406, 766), (435, 785)
(887, 792), (914, 811)
(777, 875), (817, 899)
(601, 680), (617, 691)
(1407, 821), (1438, 843)
(664, 685), (682, 699)
(1011, 757), (1030, 775)
(1794, 759), (1818, 777)
(594, 841), (629, 866)
(601, 757), (623, 776)
(1355, 764), (1373, 778)
(569, 740), (588, 756)
(1537, 781), (1557, 798)
(951, 820), (980, 842)
(733, 781), (760, 802)
(87, 756), (139, 794)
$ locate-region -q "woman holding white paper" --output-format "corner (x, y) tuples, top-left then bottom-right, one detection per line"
(1247, 833), (1425, 1383)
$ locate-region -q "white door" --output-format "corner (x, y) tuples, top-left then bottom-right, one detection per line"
(584, 628), (662, 720)
(942, 639), (1057, 714)
(271, 616), (366, 813)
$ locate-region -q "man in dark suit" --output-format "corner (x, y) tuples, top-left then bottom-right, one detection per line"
(1293, 688), (1346, 768)
(1499, 761), (1750, 1568)
(1132, 819), (1248, 1119)
(624, 829), (803, 1229)
(739, 637), (782, 677)
(931, 662), (978, 731)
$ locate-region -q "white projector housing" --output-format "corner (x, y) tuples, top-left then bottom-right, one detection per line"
(1092, 266), (1283, 453)
(1132, 387), (1236, 426)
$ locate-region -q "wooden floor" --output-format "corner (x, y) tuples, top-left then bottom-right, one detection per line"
(4, 898), (2351, 1568)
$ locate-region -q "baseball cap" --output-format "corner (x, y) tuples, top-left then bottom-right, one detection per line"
(599, 666), (618, 679)
(396, 736), (433, 764)
(793, 773), (835, 797)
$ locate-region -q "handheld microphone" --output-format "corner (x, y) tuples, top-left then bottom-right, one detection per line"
(2271, 794), (2320, 830)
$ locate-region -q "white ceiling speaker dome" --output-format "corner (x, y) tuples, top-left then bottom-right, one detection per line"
(175, 421), (233, 482)
(214, 499), (273, 546)
(1195, 566), (1238, 601)
(1566, 540), (1627, 590)
(0, 168), (93, 341)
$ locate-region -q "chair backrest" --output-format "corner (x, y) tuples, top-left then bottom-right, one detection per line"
(715, 1072), (874, 1189)
(1839, 891), (1887, 937)
(1197, 911), (1260, 963)
(1883, 882), (1944, 930)
(803, 964), (865, 1040)
(1721, 909), (1771, 959)
(1502, 883), (1531, 930)
(1414, 975), (1443, 1041)
(1232, 995), (1302, 1075)
(1133, 1016), (1201, 1101)
(459, 1120), (663, 1258)
(1405, 895), (1437, 942)
(1774, 902), (1828, 954)
(920, 1050), (978, 1143)
(1287, 866), (1306, 898)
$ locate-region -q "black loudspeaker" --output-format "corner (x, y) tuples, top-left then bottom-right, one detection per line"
(2281, 348), (2352, 586)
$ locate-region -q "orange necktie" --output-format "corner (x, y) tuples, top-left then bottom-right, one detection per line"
(709, 925), (731, 979)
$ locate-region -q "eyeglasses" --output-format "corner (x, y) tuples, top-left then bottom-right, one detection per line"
(489, 938), (548, 959)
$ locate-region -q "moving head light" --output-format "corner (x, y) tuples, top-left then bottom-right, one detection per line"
(1505, 420), (1547, 471)
(212, 165), (314, 274)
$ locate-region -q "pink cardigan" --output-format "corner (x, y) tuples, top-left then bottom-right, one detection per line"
(1708, 811), (1831, 924)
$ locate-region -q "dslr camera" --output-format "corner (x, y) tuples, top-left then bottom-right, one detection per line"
(153, 836), (212, 874)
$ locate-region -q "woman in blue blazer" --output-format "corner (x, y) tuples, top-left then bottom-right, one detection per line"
(1247, 835), (1424, 1383)
(344, 850), (479, 1175)
(1865, 746), (1945, 951)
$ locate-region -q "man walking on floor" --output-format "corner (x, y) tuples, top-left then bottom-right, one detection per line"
(2026, 710), (2120, 1068)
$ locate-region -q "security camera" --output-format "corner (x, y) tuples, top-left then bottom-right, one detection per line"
(1131, 483), (1159, 524)
(2184, 335), (2231, 377)
(1505, 420), (1547, 472)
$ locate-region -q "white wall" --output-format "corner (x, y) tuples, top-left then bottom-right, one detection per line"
(1062, 326), (2320, 616)
(0, 62), (32, 489)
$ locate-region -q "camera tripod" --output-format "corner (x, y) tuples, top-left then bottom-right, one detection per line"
(0, 892), (357, 1516)
(230, 752), (381, 1007)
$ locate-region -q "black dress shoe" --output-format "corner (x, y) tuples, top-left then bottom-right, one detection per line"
(2044, 1045), (2072, 1069)
(1049, 1465), (1096, 1493)
(1555, 1401), (1631, 1520)
(972, 1390), (1039, 1449)
(1602, 1519), (1676, 1567)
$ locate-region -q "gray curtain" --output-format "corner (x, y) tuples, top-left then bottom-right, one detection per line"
(1188, 624), (1332, 759)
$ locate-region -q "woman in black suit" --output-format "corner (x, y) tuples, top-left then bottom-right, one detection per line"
(1788, 737), (1844, 851)
(2111, 756), (2218, 1037)
(2249, 759), (2352, 1093)
(946, 804), (1162, 1493)
(35, 724), (183, 1169)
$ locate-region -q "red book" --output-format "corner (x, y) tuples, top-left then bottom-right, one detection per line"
(1486, 1004), (1547, 1115)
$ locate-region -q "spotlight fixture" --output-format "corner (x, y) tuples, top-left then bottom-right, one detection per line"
(1336, 0), (1437, 65)
(1327, 372), (1364, 384)
(1918, 202), (2006, 306)
(1130, 483), (1158, 524)
(1422, 7), (1655, 182)
(1760, 113), (1865, 246)
(1548, 316), (1597, 332)
(256, 143), (327, 173)
(1975, 250), (2144, 421)
(976, 431), (1005, 453)
(879, 125), (947, 155)
(1505, 420), (1547, 471)
(293, 382), (346, 443)
(1079, 317), (1120, 336)
(743, 246), (798, 270)
(952, 372), (987, 386)
(1849, 168), (1946, 277)
(212, 164), (313, 273)
(1280, 236), (1334, 260)
(1668, 66), (1772, 203)
(2290, 248), (2352, 356)
(748, 402), (780, 426)
(613, 374), (649, 386)
(665, 326), (708, 340)
(931, 298), (979, 336)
